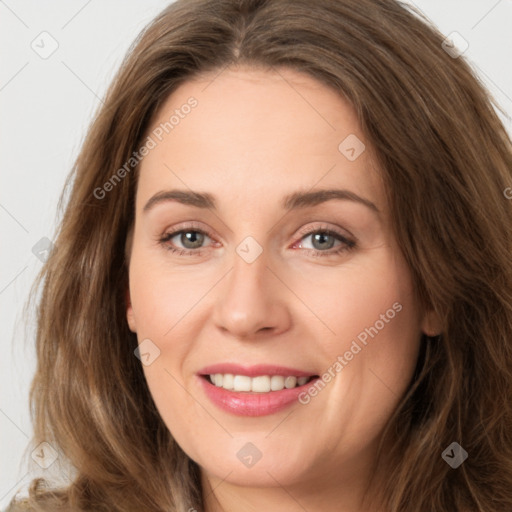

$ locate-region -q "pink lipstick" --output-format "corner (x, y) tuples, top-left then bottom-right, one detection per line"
(197, 363), (319, 416)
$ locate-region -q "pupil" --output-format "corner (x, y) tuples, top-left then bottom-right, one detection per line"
(182, 231), (204, 249)
(313, 232), (334, 250)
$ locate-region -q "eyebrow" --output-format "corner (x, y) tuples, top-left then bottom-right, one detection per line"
(142, 188), (379, 215)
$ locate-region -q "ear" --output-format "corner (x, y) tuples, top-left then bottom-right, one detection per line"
(124, 226), (137, 332)
(420, 308), (442, 337)
(126, 286), (137, 333)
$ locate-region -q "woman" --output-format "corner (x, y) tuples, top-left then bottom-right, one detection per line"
(8, 0), (512, 510)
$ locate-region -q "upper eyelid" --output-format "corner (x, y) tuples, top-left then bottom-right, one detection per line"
(295, 223), (353, 238)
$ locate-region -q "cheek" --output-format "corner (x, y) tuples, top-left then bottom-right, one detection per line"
(128, 253), (214, 444)
(296, 247), (420, 359)
(293, 251), (421, 446)
(129, 266), (207, 387)
(128, 247), (212, 338)
(299, 246), (422, 425)
(340, 254), (421, 401)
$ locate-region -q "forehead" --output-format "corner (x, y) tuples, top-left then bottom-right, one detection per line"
(136, 66), (385, 217)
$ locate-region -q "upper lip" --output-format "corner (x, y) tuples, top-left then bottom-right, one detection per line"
(198, 363), (318, 378)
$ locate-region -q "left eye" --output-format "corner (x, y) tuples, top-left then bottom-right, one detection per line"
(298, 231), (341, 251)
(160, 229), (212, 251)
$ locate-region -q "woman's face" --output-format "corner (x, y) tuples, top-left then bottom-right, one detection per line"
(126, 66), (438, 494)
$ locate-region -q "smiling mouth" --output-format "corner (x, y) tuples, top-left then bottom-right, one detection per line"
(201, 373), (318, 393)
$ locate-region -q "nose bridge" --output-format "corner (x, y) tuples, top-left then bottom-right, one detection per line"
(213, 240), (289, 338)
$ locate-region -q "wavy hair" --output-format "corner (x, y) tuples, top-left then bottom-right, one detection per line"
(8, 0), (512, 510)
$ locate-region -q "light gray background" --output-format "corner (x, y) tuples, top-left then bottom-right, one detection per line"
(1, 0), (511, 506)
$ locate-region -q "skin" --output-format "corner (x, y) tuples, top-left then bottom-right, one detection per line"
(126, 66), (441, 512)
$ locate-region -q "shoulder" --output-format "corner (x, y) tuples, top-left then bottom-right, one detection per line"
(4, 495), (68, 512)
(3, 502), (30, 512)
(3, 498), (31, 512)
(5, 482), (71, 512)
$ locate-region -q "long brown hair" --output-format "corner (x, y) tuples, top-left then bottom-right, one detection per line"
(9, 0), (512, 510)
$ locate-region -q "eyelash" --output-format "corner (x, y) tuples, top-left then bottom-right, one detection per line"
(158, 223), (356, 258)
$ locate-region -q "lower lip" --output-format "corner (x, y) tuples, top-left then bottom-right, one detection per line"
(198, 376), (317, 417)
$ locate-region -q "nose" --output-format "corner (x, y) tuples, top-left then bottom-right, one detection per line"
(212, 248), (292, 340)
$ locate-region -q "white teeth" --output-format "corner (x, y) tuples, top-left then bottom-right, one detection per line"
(222, 373), (234, 390)
(233, 375), (252, 392)
(208, 374), (312, 392)
(284, 376), (297, 389)
(251, 376), (271, 393)
(270, 375), (284, 391)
